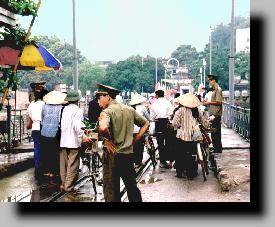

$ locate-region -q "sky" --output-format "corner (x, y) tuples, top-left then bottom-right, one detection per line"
(18, 0), (250, 62)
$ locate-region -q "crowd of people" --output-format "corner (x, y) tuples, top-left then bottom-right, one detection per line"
(26, 74), (223, 202)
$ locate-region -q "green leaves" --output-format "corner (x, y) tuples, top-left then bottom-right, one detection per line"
(0, 24), (30, 49)
(2, 0), (38, 16)
(103, 56), (164, 93)
(0, 68), (17, 93)
(82, 119), (92, 130)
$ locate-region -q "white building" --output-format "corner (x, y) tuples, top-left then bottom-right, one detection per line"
(236, 28), (250, 53)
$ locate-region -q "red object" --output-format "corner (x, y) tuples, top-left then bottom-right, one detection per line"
(0, 46), (19, 66)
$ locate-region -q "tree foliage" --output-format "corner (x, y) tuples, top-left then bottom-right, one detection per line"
(170, 16), (250, 91)
(103, 55), (164, 93)
(15, 16), (249, 96)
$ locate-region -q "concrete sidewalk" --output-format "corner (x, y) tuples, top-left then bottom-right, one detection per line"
(211, 126), (250, 192)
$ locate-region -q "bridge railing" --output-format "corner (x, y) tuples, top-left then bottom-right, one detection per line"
(222, 102), (250, 141)
(0, 108), (31, 152)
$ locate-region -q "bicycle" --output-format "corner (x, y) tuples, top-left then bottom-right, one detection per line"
(0, 121), (8, 153)
(144, 132), (158, 168)
(80, 121), (103, 195)
(196, 124), (213, 181)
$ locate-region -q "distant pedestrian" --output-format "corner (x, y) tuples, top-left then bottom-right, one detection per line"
(97, 83), (149, 202)
(203, 74), (223, 153)
(197, 84), (207, 102)
(129, 93), (150, 168)
(27, 89), (48, 179)
(59, 90), (91, 192)
(150, 90), (173, 168)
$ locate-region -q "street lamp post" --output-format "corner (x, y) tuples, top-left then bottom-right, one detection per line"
(229, 0), (235, 128)
(199, 67), (203, 85)
(72, 0), (78, 91)
(203, 58), (206, 86)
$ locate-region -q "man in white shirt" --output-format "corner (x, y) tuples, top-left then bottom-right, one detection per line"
(150, 90), (173, 168)
(60, 90), (91, 192)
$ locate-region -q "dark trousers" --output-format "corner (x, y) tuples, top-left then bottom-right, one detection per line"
(40, 135), (60, 176)
(133, 134), (144, 165)
(32, 130), (41, 171)
(155, 118), (169, 164)
(211, 116), (222, 153)
(175, 140), (198, 178)
(103, 152), (142, 202)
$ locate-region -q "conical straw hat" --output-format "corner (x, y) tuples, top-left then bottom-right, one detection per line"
(129, 93), (147, 106)
(177, 93), (201, 108)
(43, 90), (67, 105)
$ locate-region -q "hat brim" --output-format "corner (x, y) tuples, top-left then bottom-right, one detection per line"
(96, 91), (109, 95)
(43, 91), (67, 105)
(129, 95), (146, 106)
(177, 93), (201, 108)
(129, 100), (145, 106)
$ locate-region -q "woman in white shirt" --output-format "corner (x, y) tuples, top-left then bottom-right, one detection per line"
(27, 90), (47, 179)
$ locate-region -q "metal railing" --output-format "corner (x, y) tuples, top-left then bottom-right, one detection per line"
(0, 107), (31, 152)
(222, 102), (250, 141)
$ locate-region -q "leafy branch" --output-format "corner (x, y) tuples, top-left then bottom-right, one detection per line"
(0, 24), (32, 49)
(0, 0), (38, 16)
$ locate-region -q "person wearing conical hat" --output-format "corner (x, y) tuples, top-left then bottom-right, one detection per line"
(40, 90), (67, 182)
(203, 74), (223, 153)
(171, 93), (201, 179)
(129, 93), (150, 168)
(96, 83), (149, 202)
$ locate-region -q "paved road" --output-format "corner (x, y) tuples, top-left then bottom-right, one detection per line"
(131, 164), (249, 202)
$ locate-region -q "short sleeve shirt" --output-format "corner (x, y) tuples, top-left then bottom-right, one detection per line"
(209, 83), (223, 116)
(100, 100), (148, 154)
(27, 100), (45, 131)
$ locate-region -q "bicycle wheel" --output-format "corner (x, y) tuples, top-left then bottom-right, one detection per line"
(147, 136), (157, 167)
(0, 133), (8, 153)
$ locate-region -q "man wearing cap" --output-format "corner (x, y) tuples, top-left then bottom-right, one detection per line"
(59, 90), (91, 192)
(96, 83), (149, 202)
(203, 74), (223, 153)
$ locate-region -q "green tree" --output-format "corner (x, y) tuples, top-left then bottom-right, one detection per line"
(78, 62), (106, 94)
(235, 51), (250, 80)
(103, 55), (164, 93)
(171, 45), (199, 72)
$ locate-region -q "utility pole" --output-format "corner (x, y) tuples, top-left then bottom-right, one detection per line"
(229, 0), (235, 127)
(200, 67), (203, 85)
(72, 0), (78, 91)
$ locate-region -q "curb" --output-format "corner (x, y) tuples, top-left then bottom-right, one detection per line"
(210, 150), (250, 192)
(0, 158), (34, 179)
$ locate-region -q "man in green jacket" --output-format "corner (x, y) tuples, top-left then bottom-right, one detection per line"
(96, 83), (149, 202)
